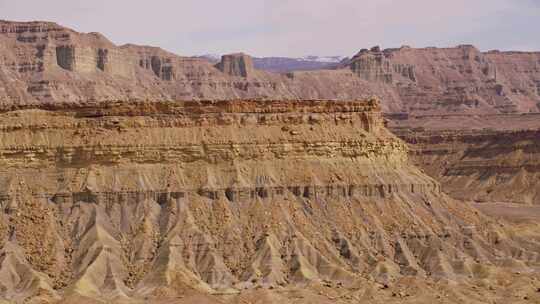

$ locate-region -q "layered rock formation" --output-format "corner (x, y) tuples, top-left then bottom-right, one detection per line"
(0, 20), (378, 109)
(215, 53), (254, 77)
(390, 114), (540, 205)
(343, 45), (540, 205)
(345, 45), (540, 114)
(1, 20), (539, 116)
(1, 19), (540, 303)
(0, 99), (539, 303)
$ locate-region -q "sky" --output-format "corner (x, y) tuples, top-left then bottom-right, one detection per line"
(1, 0), (539, 57)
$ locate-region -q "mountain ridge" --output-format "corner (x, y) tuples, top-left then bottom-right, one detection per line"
(1, 20), (539, 116)
(1, 19), (540, 304)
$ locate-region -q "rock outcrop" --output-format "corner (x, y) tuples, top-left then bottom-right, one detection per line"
(0, 99), (539, 303)
(344, 45), (540, 114)
(349, 46), (416, 84)
(1, 20), (540, 116)
(1, 19), (540, 303)
(215, 53), (254, 77)
(390, 114), (540, 205)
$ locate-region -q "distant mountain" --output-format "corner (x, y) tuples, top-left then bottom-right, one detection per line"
(197, 54), (347, 73)
(2, 19), (539, 116)
(198, 53), (221, 63)
(252, 56), (347, 73)
(300, 55), (347, 63)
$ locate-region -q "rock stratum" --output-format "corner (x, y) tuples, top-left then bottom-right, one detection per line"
(1, 99), (540, 303)
(1, 20), (540, 304)
(345, 45), (540, 114)
(390, 114), (540, 205)
(0, 20), (376, 109)
(1, 20), (540, 116)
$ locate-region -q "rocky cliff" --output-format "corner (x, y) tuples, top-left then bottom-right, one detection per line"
(1, 20), (540, 117)
(390, 114), (540, 205)
(215, 53), (255, 77)
(0, 20), (377, 109)
(344, 44), (540, 206)
(345, 45), (540, 114)
(2, 19), (540, 304)
(1, 99), (539, 303)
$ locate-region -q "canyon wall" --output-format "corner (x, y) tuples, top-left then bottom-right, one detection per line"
(391, 115), (540, 205)
(1, 19), (540, 303)
(346, 45), (540, 114)
(1, 21), (539, 116)
(0, 20), (376, 109)
(344, 45), (540, 205)
(1, 99), (539, 303)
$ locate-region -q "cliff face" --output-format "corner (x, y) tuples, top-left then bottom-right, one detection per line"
(346, 45), (540, 114)
(391, 115), (540, 205)
(344, 44), (540, 206)
(1, 99), (538, 303)
(215, 53), (255, 77)
(2, 19), (540, 303)
(0, 20), (378, 108)
(1, 20), (540, 117)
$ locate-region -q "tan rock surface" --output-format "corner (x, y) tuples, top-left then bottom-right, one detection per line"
(1, 19), (540, 304)
(0, 20), (377, 109)
(345, 45), (540, 114)
(390, 114), (540, 205)
(0, 99), (539, 303)
(1, 20), (539, 116)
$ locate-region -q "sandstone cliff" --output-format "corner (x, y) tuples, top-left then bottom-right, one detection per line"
(0, 20), (377, 109)
(215, 53), (255, 77)
(390, 114), (540, 205)
(1, 20), (539, 116)
(1, 19), (540, 304)
(0, 99), (539, 303)
(345, 45), (540, 114)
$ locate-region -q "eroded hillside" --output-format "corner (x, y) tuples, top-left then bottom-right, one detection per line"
(346, 46), (540, 114)
(1, 19), (540, 304)
(1, 99), (540, 303)
(390, 114), (540, 205)
(1, 20), (539, 116)
(0, 21), (375, 108)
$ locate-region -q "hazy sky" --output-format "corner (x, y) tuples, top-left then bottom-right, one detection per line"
(1, 0), (539, 57)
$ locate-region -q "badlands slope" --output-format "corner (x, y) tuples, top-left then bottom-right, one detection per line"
(0, 99), (539, 303)
(0, 20), (540, 303)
